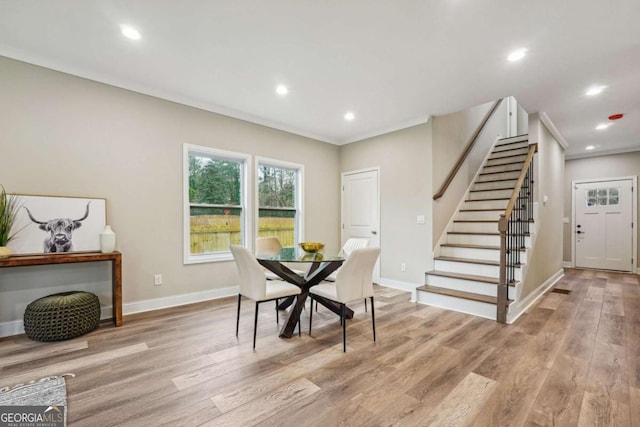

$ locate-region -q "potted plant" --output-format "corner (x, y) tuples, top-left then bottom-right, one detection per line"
(0, 185), (23, 258)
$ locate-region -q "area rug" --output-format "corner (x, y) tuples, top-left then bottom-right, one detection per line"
(0, 374), (74, 427)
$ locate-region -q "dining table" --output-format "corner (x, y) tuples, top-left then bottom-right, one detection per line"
(256, 246), (350, 338)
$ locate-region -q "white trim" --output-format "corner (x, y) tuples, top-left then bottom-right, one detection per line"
(341, 167), (381, 281)
(507, 268), (564, 324)
(378, 277), (418, 302)
(571, 176), (637, 273)
(254, 157), (305, 247)
(183, 144), (252, 264)
(562, 261), (573, 268)
(0, 286), (239, 338)
(539, 112), (569, 149)
(566, 146), (640, 161)
(341, 116), (431, 145)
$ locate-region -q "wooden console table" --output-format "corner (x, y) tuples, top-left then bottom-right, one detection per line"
(0, 251), (123, 326)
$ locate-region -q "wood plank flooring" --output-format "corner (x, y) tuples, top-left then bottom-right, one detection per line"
(1, 268), (639, 426)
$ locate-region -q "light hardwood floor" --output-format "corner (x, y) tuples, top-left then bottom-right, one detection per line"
(1, 268), (639, 426)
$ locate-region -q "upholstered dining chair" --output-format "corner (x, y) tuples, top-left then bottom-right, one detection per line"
(256, 236), (305, 279)
(256, 237), (284, 280)
(308, 247), (380, 352)
(319, 237), (370, 311)
(230, 245), (302, 349)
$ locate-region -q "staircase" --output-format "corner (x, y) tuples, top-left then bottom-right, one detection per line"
(417, 135), (534, 320)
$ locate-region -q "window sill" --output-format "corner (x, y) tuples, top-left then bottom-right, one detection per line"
(184, 253), (234, 265)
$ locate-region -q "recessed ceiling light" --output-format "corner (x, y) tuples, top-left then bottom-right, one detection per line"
(585, 145), (596, 150)
(120, 24), (141, 40)
(275, 84), (288, 96)
(344, 112), (355, 121)
(595, 123), (612, 130)
(586, 85), (607, 96)
(507, 48), (527, 62)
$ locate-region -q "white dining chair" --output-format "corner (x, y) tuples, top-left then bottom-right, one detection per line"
(308, 247), (380, 352)
(320, 237), (370, 310)
(256, 236), (305, 280)
(230, 245), (302, 349)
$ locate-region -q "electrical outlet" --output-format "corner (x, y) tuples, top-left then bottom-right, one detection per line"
(401, 263), (406, 272)
(154, 274), (162, 286)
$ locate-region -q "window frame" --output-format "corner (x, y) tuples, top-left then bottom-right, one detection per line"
(183, 143), (251, 264)
(255, 157), (304, 248)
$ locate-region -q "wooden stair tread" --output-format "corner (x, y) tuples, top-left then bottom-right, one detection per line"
(497, 134), (528, 143)
(487, 154), (528, 162)
(470, 187), (515, 192)
(474, 178), (518, 184)
(441, 243), (526, 252)
(426, 270), (499, 284)
(453, 219), (498, 223)
(435, 255), (523, 268)
(465, 197), (510, 202)
(459, 208), (523, 212)
(479, 169), (522, 176)
(447, 231), (531, 237)
(416, 285), (499, 305)
(491, 146), (530, 155)
(483, 161), (525, 167)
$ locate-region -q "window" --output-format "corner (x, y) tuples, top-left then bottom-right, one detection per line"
(256, 159), (303, 248)
(184, 144), (249, 263)
(586, 187), (620, 207)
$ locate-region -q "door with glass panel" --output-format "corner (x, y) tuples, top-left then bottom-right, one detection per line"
(574, 178), (633, 271)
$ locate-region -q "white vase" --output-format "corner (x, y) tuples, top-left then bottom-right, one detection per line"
(0, 246), (11, 259)
(100, 226), (116, 253)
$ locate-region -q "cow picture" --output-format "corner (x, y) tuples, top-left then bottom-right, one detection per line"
(24, 202), (91, 252)
(8, 195), (106, 255)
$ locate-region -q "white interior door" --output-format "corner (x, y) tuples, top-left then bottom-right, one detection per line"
(575, 179), (633, 272)
(342, 168), (380, 281)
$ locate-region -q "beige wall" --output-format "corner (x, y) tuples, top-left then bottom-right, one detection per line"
(339, 123), (433, 286)
(520, 114), (565, 298)
(564, 151), (640, 266)
(0, 57), (340, 324)
(432, 100), (509, 244)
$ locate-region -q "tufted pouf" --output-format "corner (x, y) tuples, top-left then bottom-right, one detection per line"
(24, 291), (101, 342)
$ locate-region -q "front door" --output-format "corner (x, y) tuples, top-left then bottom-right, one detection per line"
(575, 178), (634, 272)
(342, 168), (380, 281)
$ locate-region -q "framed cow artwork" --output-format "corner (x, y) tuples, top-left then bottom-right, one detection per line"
(8, 194), (107, 255)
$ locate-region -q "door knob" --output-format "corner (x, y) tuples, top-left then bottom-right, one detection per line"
(577, 230), (583, 234)
(371, 231), (377, 235)
(577, 225), (581, 228)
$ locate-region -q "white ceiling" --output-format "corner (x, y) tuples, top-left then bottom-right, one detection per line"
(1, 0), (639, 158)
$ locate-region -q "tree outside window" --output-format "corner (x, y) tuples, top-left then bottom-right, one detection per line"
(258, 162), (300, 247)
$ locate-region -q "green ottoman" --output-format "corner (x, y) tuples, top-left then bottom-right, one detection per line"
(24, 291), (101, 342)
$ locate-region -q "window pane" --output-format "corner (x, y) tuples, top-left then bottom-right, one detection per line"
(258, 209), (295, 247)
(258, 165), (296, 208)
(190, 206), (242, 254)
(189, 154), (241, 205)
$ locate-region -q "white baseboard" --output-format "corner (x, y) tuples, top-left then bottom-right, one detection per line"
(507, 268), (564, 324)
(0, 286), (239, 338)
(378, 277), (418, 302)
(562, 261), (573, 268)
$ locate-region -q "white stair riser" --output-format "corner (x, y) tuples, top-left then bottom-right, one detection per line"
(416, 291), (497, 320)
(485, 155), (527, 167)
(496, 135), (529, 145)
(440, 246), (500, 262)
(469, 189), (514, 200)
(434, 259), (523, 281)
(490, 147), (530, 158)
(464, 199), (508, 210)
(483, 163), (524, 174)
(424, 274), (517, 299)
(452, 221), (499, 233)
(473, 180), (517, 191)
(492, 141), (528, 152)
(456, 210), (502, 220)
(477, 171), (521, 182)
(447, 233), (532, 247)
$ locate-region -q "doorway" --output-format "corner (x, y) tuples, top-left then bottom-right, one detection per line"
(342, 168), (380, 281)
(572, 177), (637, 272)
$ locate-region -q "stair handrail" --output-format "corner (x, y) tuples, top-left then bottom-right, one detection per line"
(497, 142), (538, 323)
(433, 98), (504, 201)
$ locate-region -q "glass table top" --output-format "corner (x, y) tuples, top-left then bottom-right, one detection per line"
(256, 246), (344, 263)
